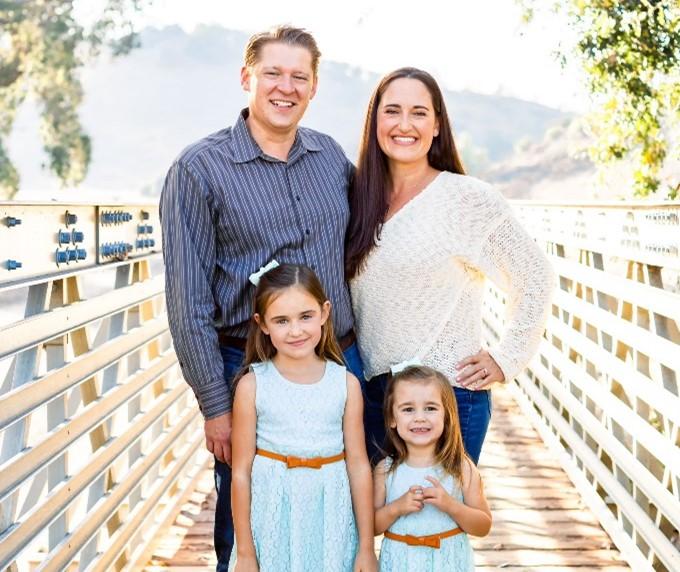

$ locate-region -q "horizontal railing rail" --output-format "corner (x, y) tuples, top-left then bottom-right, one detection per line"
(0, 202), (208, 572)
(483, 201), (680, 572)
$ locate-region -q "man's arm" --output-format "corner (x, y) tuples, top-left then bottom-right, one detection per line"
(160, 160), (233, 461)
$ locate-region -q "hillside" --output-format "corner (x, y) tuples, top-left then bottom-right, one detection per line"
(484, 119), (598, 199)
(485, 118), (680, 200)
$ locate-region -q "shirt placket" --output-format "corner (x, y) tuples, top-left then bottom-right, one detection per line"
(284, 158), (315, 271)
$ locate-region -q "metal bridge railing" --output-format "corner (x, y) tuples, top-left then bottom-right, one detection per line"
(2, 200), (679, 571)
(0, 202), (207, 572)
(483, 201), (680, 572)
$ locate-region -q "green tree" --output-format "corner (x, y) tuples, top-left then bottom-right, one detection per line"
(0, 0), (151, 199)
(519, 0), (680, 197)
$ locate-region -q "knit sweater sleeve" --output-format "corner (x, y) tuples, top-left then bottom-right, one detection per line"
(475, 197), (556, 382)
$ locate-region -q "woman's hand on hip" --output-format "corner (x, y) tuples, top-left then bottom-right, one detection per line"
(456, 349), (504, 390)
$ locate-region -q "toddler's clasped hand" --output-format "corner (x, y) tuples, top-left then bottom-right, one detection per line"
(396, 485), (426, 515)
(422, 476), (455, 512)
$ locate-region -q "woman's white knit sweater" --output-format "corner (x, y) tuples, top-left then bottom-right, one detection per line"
(350, 171), (555, 385)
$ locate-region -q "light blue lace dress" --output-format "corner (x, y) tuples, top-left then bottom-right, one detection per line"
(379, 459), (474, 571)
(229, 360), (357, 572)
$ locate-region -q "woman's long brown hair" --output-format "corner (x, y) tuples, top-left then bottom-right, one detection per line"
(383, 365), (469, 483)
(345, 67), (466, 279)
(233, 264), (344, 392)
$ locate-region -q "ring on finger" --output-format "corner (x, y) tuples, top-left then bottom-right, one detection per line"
(482, 367), (488, 378)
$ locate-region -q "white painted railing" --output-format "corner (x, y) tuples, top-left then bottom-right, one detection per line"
(0, 202), (208, 571)
(483, 201), (680, 572)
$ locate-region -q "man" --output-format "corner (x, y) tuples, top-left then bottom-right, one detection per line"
(160, 26), (363, 570)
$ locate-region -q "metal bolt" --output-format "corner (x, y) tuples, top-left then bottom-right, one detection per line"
(5, 216), (22, 227)
(56, 250), (69, 265)
(72, 230), (84, 243)
(6, 259), (22, 270)
(65, 211), (78, 226)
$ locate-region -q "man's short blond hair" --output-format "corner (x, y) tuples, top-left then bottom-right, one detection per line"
(244, 25), (321, 77)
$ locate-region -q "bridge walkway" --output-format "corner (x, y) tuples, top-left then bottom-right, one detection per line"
(143, 385), (631, 571)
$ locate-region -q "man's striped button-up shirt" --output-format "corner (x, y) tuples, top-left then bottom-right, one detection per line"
(160, 109), (354, 418)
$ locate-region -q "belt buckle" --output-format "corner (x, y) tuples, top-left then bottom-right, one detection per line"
(286, 455), (322, 469)
(405, 534), (440, 549)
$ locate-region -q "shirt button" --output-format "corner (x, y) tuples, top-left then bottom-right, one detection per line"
(305, 229), (310, 235)
(296, 195), (301, 201)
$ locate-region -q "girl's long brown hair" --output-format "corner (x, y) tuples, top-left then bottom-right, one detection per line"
(345, 67), (466, 279)
(233, 264), (344, 390)
(383, 365), (469, 483)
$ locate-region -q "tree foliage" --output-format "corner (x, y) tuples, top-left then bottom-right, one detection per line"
(0, 0), (150, 199)
(520, 0), (680, 197)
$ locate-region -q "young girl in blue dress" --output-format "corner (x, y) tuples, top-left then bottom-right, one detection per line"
(229, 263), (376, 572)
(374, 365), (492, 571)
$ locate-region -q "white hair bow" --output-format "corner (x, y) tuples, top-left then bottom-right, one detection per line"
(390, 357), (422, 375)
(249, 260), (280, 286)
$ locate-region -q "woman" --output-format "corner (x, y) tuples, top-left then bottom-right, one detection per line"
(346, 68), (554, 464)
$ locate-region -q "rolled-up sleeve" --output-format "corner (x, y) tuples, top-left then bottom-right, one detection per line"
(160, 161), (231, 418)
(477, 207), (556, 382)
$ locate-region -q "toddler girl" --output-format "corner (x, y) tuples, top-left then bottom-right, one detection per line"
(374, 365), (491, 571)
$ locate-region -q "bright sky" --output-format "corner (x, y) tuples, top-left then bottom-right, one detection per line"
(79, 0), (588, 112)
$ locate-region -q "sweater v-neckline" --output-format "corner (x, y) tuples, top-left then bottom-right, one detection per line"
(383, 171), (444, 227)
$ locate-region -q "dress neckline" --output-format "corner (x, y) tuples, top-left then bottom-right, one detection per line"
(383, 170), (445, 227)
(270, 360), (328, 387)
(403, 460), (437, 470)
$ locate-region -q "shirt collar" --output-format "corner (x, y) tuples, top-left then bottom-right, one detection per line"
(231, 108), (321, 164)
(296, 127), (321, 153)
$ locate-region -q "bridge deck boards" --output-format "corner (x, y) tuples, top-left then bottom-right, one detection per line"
(144, 385), (630, 571)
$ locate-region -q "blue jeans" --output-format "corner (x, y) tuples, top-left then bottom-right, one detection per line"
(363, 374), (492, 466)
(214, 342), (365, 571)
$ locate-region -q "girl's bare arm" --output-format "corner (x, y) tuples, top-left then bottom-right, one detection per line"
(374, 459), (425, 534)
(344, 374), (377, 571)
(230, 373), (259, 563)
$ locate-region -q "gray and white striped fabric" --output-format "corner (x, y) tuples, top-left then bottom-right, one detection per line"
(160, 109), (354, 418)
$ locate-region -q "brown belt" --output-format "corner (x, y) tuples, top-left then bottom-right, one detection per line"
(383, 527), (463, 549)
(217, 329), (356, 352)
(338, 329), (356, 352)
(256, 448), (345, 469)
(217, 332), (247, 350)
